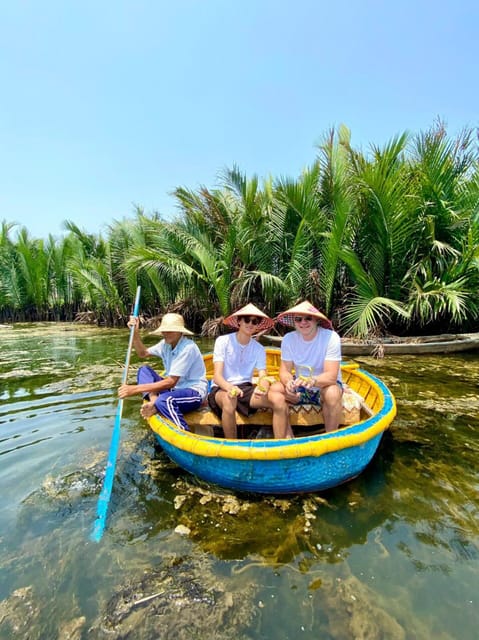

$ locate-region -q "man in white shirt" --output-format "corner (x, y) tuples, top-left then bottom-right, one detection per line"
(208, 303), (292, 439)
(277, 301), (343, 432)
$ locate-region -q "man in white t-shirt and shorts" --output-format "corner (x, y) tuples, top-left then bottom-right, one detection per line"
(208, 303), (293, 439)
(277, 301), (343, 432)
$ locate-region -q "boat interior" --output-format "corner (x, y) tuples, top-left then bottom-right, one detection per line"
(187, 350), (378, 439)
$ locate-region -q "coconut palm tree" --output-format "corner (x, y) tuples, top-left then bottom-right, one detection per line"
(64, 222), (126, 325)
(3, 121), (477, 336)
(107, 209), (162, 314)
(122, 203), (238, 328)
(402, 124), (479, 330)
(220, 166), (290, 313)
(337, 130), (412, 336)
(9, 228), (51, 319)
(0, 221), (21, 319)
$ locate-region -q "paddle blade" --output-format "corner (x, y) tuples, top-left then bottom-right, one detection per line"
(90, 401), (123, 542)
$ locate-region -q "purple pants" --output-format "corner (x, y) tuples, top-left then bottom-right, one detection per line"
(137, 365), (202, 431)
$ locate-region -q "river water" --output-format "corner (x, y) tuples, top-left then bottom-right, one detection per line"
(0, 323), (478, 639)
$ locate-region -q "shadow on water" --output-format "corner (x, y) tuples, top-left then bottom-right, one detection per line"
(0, 325), (478, 639)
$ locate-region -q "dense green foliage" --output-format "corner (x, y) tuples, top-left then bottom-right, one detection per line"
(1, 124), (478, 337)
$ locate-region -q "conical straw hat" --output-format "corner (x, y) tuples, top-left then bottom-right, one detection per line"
(223, 303), (274, 332)
(276, 300), (332, 329)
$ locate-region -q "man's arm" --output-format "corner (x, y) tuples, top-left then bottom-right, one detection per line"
(279, 359), (294, 386)
(118, 374), (179, 399)
(279, 360), (300, 402)
(308, 360), (340, 389)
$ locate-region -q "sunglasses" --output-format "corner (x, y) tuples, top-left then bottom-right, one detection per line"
(294, 316), (313, 323)
(240, 316), (261, 326)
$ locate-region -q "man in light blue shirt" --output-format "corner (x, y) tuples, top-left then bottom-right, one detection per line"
(118, 313), (207, 431)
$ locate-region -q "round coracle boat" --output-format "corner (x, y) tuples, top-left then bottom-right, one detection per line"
(146, 348), (396, 494)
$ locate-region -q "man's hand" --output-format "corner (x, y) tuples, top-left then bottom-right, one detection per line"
(127, 315), (139, 329)
(285, 379), (300, 403)
(296, 375), (315, 390)
(118, 384), (137, 398)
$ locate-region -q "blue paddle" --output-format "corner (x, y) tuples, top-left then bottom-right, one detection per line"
(91, 285), (141, 542)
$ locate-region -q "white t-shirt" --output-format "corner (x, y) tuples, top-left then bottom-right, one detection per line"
(212, 333), (266, 386)
(281, 328), (342, 383)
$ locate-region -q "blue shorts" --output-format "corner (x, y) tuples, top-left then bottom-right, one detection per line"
(296, 381), (343, 405)
(297, 387), (321, 405)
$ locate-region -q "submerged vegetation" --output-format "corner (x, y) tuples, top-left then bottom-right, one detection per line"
(1, 122), (478, 337)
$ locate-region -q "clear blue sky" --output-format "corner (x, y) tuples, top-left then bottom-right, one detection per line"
(1, 0), (477, 239)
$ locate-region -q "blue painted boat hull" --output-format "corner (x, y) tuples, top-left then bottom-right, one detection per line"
(156, 431), (384, 493)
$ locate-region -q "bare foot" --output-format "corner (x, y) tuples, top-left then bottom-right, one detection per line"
(140, 402), (158, 419)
